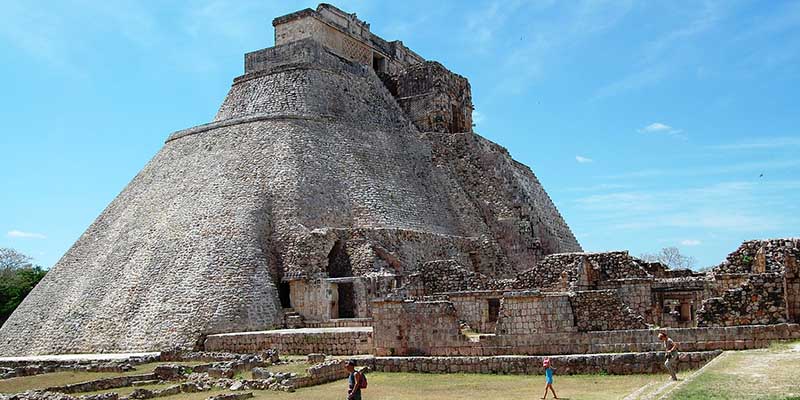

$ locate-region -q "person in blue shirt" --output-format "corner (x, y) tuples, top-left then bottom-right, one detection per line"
(541, 358), (558, 399)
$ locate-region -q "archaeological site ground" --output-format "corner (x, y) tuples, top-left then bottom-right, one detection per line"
(1, 4), (798, 400)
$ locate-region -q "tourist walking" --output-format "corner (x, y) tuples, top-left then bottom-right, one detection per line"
(344, 360), (366, 400)
(541, 358), (558, 399)
(658, 332), (679, 381)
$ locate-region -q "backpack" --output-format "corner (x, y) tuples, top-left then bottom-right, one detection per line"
(357, 370), (368, 389)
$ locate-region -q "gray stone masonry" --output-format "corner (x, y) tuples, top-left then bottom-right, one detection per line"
(697, 273), (787, 326)
(361, 351), (721, 375)
(204, 327), (372, 355)
(0, 5), (582, 356)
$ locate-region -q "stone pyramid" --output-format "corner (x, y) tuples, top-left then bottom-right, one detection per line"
(0, 4), (580, 356)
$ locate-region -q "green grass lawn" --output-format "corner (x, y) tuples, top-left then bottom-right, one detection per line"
(666, 341), (800, 400)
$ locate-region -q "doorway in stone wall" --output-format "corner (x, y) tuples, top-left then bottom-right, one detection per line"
(278, 281), (291, 308)
(372, 52), (386, 73)
(338, 282), (356, 318)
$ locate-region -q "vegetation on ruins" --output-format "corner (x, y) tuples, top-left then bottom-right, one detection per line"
(0, 248), (46, 325)
(640, 246), (697, 269)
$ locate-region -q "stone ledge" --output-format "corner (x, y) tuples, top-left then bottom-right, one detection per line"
(165, 113), (336, 143)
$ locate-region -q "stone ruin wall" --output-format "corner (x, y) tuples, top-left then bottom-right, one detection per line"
(569, 290), (647, 332)
(371, 300), (469, 356)
(274, 10), (371, 66)
(271, 5), (424, 75)
(370, 298), (800, 356)
(515, 251), (653, 291)
(447, 291), (505, 334)
(387, 61), (473, 134)
(425, 131), (583, 276)
(397, 239), (800, 338)
(697, 273), (788, 326)
(600, 279), (654, 324)
(203, 329), (372, 356)
(785, 252), (800, 324)
(495, 291), (576, 335)
(714, 238), (800, 274)
(697, 239), (800, 327)
(365, 351), (720, 375)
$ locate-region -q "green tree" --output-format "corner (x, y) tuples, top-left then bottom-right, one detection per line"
(0, 248), (47, 325)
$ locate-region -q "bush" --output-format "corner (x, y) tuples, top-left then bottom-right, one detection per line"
(0, 248), (47, 325)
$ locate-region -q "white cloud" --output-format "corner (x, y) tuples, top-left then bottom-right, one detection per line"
(640, 122), (671, 132)
(638, 122), (684, 137)
(680, 239), (702, 246)
(7, 230), (47, 239)
(575, 155), (593, 163)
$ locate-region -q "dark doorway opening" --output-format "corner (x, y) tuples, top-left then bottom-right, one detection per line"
(327, 240), (353, 278)
(372, 52), (386, 73)
(279, 281), (291, 308)
(338, 282), (356, 318)
(488, 298), (501, 323)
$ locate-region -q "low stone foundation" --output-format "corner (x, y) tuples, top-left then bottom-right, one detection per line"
(373, 314), (800, 356)
(288, 359), (349, 389)
(361, 350), (721, 375)
(204, 327), (373, 355)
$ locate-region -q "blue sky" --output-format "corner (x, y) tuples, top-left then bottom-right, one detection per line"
(1, 0), (798, 270)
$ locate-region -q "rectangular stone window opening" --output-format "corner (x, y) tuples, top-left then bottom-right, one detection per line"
(487, 298), (501, 323)
(278, 281), (292, 308)
(372, 52), (386, 73)
(338, 282), (356, 318)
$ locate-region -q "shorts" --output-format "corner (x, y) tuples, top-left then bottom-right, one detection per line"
(546, 376), (553, 385)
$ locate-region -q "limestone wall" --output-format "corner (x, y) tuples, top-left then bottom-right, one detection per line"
(0, 5), (584, 355)
(412, 260), (496, 294)
(273, 10), (373, 66)
(601, 279), (654, 323)
(714, 239), (800, 274)
(448, 291), (504, 333)
(364, 351), (721, 375)
(287, 359), (349, 389)
(785, 254), (800, 323)
(496, 291), (576, 335)
(425, 131), (582, 276)
(204, 328), (372, 355)
(372, 294), (800, 355)
(569, 290), (647, 331)
(389, 62), (473, 133)
(517, 251), (651, 290)
(371, 300), (470, 356)
(697, 273), (787, 326)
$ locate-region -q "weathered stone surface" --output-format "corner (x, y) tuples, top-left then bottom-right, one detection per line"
(363, 351), (721, 375)
(0, 4), (580, 356)
(698, 273), (787, 326)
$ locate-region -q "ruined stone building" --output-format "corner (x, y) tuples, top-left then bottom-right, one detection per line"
(0, 4), (581, 356)
(1, 4), (797, 359)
